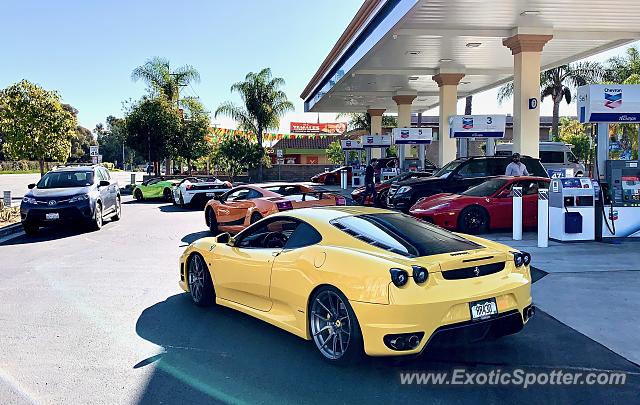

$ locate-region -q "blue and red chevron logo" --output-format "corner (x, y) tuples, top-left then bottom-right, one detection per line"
(604, 88), (622, 109)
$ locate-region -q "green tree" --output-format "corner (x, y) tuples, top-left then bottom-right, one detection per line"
(125, 97), (181, 175)
(556, 117), (591, 163)
(211, 135), (266, 183)
(338, 112), (397, 132)
(69, 126), (97, 162)
(498, 62), (603, 139)
(605, 46), (640, 83)
(0, 80), (76, 175)
(96, 116), (139, 166)
(173, 100), (212, 173)
(326, 140), (345, 164)
(215, 68), (294, 181)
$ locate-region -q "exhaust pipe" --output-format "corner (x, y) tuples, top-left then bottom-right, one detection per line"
(524, 305), (535, 321)
(408, 335), (420, 349)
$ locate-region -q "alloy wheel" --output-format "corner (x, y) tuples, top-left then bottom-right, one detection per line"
(310, 290), (352, 360)
(188, 254), (205, 303)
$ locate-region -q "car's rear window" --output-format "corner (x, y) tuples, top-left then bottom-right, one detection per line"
(37, 171), (94, 189)
(331, 213), (481, 257)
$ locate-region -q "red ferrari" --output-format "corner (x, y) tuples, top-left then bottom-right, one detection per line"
(311, 166), (352, 185)
(409, 176), (550, 234)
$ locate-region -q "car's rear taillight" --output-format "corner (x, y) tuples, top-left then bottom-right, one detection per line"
(224, 181), (232, 187)
(336, 196), (346, 206)
(276, 201), (293, 211)
(186, 184), (194, 190)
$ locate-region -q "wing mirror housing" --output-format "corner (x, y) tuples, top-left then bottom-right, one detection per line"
(27, 183), (36, 189)
(216, 232), (235, 246)
(99, 180), (110, 187)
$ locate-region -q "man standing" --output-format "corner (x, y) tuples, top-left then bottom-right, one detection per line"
(505, 153), (529, 176)
(362, 161), (377, 206)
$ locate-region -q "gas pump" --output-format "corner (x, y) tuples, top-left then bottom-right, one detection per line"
(577, 84), (640, 239)
(391, 127), (432, 171)
(549, 178), (596, 241)
(341, 139), (364, 187)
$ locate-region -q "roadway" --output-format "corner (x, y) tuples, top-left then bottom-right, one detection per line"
(0, 197), (638, 404)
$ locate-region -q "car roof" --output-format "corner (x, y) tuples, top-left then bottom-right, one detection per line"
(51, 165), (96, 172)
(491, 175), (550, 182)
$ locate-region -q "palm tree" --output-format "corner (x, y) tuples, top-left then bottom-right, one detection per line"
(131, 57), (200, 106)
(215, 68), (294, 180)
(497, 62), (603, 139)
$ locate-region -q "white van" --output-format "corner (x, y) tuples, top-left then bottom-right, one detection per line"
(495, 142), (586, 176)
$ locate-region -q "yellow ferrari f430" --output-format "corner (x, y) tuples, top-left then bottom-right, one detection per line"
(178, 206), (534, 364)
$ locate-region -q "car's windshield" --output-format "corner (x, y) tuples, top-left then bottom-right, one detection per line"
(37, 171), (94, 189)
(462, 178), (510, 197)
(433, 161), (461, 178)
(331, 213), (481, 257)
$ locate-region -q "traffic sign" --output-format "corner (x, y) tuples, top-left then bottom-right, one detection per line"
(89, 145), (99, 157)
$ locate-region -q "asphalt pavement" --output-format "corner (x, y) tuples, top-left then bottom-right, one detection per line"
(0, 197), (638, 404)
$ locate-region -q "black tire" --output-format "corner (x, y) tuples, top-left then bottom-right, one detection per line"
(22, 222), (39, 236)
(378, 190), (389, 208)
(325, 175), (336, 185)
(187, 253), (215, 306)
(458, 205), (489, 234)
(112, 196), (122, 221)
(206, 208), (219, 234)
(134, 188), (143, 201)
(309, 286), (364, 365)
(250, 212), (262, 224)
(163, 188), (172, 202)
(179, 193), (185, 208)
(89, 202), (103, 231)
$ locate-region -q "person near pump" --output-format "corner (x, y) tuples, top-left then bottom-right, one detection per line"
(505, 153), (529, 176)
(362, 161), (377, 206)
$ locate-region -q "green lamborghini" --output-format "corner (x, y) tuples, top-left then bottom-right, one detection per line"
(132, 178), (182, 201)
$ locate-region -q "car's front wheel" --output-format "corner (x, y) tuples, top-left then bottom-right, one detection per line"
(188, 253), (215, 306)
(309, 286), (363, 365)
(89, 202), (103, 231)
(458, 205), (489, 234)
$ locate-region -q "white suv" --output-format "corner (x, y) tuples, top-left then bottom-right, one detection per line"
(495, 142), (586, 176)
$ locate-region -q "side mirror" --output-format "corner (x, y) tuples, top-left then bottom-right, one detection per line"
(27, 183), (36, 189)
(227, 236), (236, 247)
(216, 232), (230, 243)
(99, 180), (110, 187)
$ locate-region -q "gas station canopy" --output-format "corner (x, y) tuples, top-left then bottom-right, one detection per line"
(301, 0), (640, 114)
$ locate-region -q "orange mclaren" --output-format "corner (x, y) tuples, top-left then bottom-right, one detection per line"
(204, 183), (347, 234)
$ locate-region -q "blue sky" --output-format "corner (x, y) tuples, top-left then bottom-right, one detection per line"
(1, 0), (637, 132)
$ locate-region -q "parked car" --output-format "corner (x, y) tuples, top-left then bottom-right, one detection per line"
(132, 178), (183, 201)
(495, 142), (586, 176)
(172, 177), (232, 208)
(179, 206), (534, 363)
(205, 183), (347, 234)
(20, 165), (121, 235)
(387, 156), (548, 212)
(351, 171), (434, 206)
(374, 157), (438, 176)
(311, 166), (352, 185)
(409, 176), (550, 234)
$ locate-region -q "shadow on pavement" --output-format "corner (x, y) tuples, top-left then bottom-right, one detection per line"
(134, 294), (639, 405)
(181, 231), (212, 244)
(0, 223), (108, 245)
(159, 205), (197, 213)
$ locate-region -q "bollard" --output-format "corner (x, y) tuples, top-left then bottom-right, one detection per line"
(340, 169), (347, 190)
(512, 186), (522, 241)
(3, 191), (11, 208)
(538, 189), (549, 248)
(130, 173), (136, 185)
